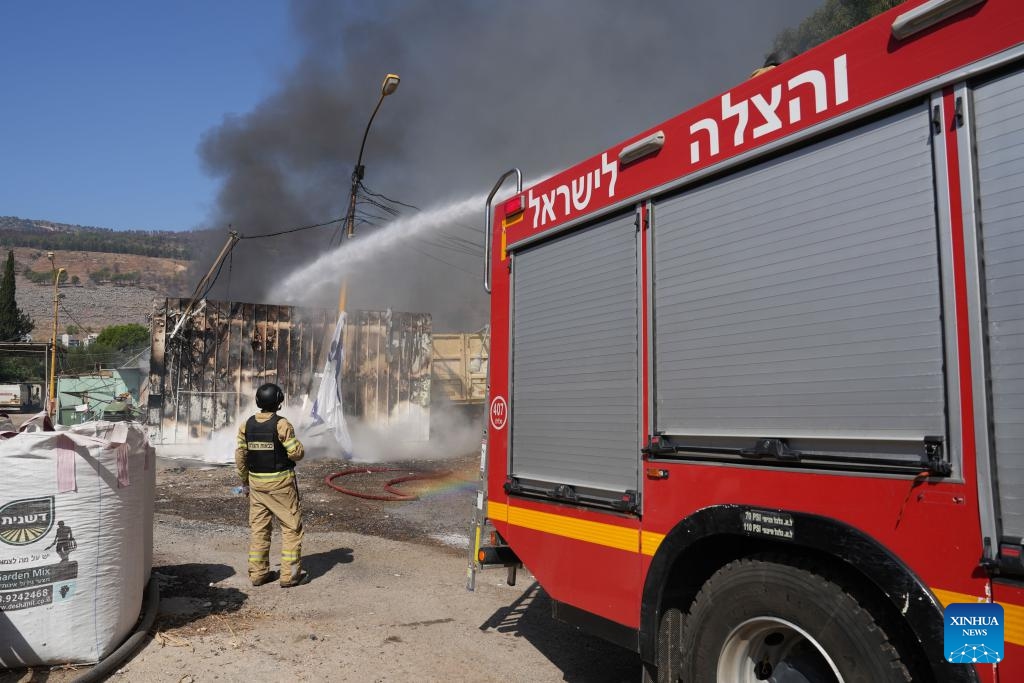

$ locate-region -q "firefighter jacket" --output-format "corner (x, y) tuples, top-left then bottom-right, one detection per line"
(235, 412), (304, 485)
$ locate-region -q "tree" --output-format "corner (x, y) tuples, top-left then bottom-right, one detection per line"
(768, 0), (900, 60)
(95, 323), (150, 351)
(0, 250), (33, 342)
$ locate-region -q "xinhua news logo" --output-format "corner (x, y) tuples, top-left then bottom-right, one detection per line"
(944, 602), (1003, 664)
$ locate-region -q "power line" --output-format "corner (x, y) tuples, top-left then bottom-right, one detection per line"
(359, 181), (419, 211)
(238, 217), (343, 240)
(406, 245), (479, 278)
(58, 299), (93, 335)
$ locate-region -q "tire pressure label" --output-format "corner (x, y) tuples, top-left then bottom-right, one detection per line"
(0, 585), (52, 612)
(741, 509), (794, 540)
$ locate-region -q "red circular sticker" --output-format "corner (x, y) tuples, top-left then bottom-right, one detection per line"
(489, 396), (508, 431)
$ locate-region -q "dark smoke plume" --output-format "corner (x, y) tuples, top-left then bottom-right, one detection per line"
(195, 0), (822, 329)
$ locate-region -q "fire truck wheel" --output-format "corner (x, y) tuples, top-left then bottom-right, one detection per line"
(680, 557), (911, 683)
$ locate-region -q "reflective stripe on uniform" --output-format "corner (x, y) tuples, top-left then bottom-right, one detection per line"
(247, 470), (295, 481)
(282, 437), (300, 454)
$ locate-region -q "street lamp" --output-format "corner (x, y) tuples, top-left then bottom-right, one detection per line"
(47, 252), (65, 419)
(344, 73), (401, 240)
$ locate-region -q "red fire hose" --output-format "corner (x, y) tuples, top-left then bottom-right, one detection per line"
(324, 466), (451, 501)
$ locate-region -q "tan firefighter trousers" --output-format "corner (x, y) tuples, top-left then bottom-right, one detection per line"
(247, 470), (303, 583)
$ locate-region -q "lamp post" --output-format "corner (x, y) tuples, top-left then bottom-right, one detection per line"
(47, 252), (65, 418)
(343, 73), (401, 241)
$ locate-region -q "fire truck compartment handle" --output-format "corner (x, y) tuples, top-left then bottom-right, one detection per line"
(739, 438), (802, 461)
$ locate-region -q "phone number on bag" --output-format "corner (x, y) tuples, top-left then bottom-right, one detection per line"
(0, 585), (52, 611)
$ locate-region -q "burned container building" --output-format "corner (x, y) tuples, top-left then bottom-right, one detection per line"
(149, 298), (432, 445)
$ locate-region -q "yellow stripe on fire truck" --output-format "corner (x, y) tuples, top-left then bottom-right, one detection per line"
(488, 501), (637, 552)
(490, 501), (1024, 648)
(933, 588), (1024, 648)
(488, 502), (668, 555)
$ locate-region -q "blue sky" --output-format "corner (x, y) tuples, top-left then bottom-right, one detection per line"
(1, 1), (823, 237)
(1, 1), (298, 232)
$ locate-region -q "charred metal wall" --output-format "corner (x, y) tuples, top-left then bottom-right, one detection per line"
(343, 310), (432, 441)
(150, 300), (433, 445)
(149, 298), (335, 444)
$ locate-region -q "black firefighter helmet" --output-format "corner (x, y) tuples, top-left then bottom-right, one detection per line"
(255, 383), (285, 411)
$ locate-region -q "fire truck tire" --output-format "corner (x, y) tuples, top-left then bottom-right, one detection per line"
(680, 557), (911, 683)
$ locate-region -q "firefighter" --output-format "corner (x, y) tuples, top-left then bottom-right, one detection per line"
(749, 49), (798, 78)
(235, 383), (307, 587)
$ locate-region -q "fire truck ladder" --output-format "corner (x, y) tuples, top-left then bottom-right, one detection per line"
(467, 169), (523, 592)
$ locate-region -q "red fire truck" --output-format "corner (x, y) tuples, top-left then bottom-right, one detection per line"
(474, 0), (1024, 680)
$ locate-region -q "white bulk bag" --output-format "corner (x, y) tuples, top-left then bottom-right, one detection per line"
(0, 420), (155, 667)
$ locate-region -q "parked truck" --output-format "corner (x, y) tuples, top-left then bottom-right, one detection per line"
(432, 329), (489, 405)
(472, 1), (1024, 681)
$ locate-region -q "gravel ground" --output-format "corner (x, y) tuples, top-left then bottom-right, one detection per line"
(0, 454), (641, 682)
(153, 455), (480, 553)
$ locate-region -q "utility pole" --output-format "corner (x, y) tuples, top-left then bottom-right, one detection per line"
(47, 252), (65, 419)
(167, 230), (240, 342)
(343, 73), (400, 242)
(336, 74), (401, 312)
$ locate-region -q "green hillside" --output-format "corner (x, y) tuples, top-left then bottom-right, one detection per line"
(0, 215), (198, 259)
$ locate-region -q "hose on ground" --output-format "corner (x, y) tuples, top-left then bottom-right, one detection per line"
(325, 466), (451, 501)
(73, 576), (159, 683)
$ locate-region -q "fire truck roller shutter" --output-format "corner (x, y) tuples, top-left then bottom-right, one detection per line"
(651, 103), (946, 462)
(974, 67), (1024, 542)
(510, 211), (640, 497)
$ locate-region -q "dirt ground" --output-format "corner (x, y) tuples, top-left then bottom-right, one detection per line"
(1, 454), (641, 682)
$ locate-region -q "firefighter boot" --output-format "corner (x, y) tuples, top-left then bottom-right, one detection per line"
(280, 570), (309, 588)
(251, 570), (279, 587)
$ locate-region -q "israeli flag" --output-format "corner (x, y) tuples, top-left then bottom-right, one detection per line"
(310, 312), (354, 455)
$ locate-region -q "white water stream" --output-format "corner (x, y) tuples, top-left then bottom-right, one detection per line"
(278, 193), (486, 304)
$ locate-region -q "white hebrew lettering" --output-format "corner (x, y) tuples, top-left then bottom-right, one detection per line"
(689, 118), (720, 164)
(722, 93), (749, 146)
(752, 85), (783, 138)
(833, 54), (849, 105)
(540, 191), (557, 225)
(554, 185), (570, 215)
(787, 69), (828, 124)
(571, 172), (593, 210)
(601, 152), (617, 197)
(528, 188), (558, 229)
(528, 189), (541, 228)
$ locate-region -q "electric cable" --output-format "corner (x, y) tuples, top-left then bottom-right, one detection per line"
(237, 217), (344, 240)
(58, 299), (93, 336)
(406, 245), (479, 278)
(357, 181), (419, 211)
